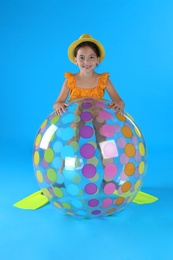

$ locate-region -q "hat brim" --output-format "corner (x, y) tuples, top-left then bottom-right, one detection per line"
(68, 37), (105, 64)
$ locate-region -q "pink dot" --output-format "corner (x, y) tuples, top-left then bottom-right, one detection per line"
(104, 164), (118, 178)
(104, 183), (116, 194)
(102, 142), (118, 158)
(102, 198), (113, 208)
(98, 110), (112, 120)
(100, 124), (115, 137)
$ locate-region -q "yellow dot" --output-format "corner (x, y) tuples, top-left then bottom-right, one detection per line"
(42, 188), (52, 198)
(127, 195), (134, 203)
(66, 211), (75, 216)
(121, 181), (132, 193)
(40, 119), (48, 129)
(62, 202), (71, 209)
(53, 187), (63, 198)
(115, 197), (125, 205)
(35, 134), (42, 147)
(139, 142), (145, 156)
(134, 126), (141, 137)
(122, 125), (133, 138)
(124, 162), (135, 176)
(33, 151), (40, 166)
(124, 143), (136, 157)
(36, 170), (43, 183)
(53, 202), (62, 209)
(139, 161), (145, 174)
(116, 112), (126, 122)
(126, 113), (134, 122)
(134, 180), (141, 190)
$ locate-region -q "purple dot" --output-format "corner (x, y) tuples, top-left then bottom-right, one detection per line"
(88, 199), (99, 207)
(82, 164), (96, 178)
(82, 102), (92, 108)
(80, 112), (93, 121)
(85, 183), (97, 195)
(80, 144), (95, 159)
(42, 158), (49, 168)
(92, 210), (101, 215)
(79, 126), (94, 138)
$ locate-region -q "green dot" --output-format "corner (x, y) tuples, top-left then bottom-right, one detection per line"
(62, 202), (71, 209)
(74, 116), (80, 123)
(47, 168), (57, 182)
(44, 148), (54, 163)
(50, 116), (60, 124)
(69, 141), (79, 151)
(53, 187), (64, 198)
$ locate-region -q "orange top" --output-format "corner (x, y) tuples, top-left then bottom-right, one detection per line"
(65, 72), (109, 101)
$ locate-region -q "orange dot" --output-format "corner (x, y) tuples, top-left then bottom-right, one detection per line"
(116, 112), (126, 122)
(107, 208), (116, 214)
(124, 162), (135, 176)
(124, 143), (136, 157)
(115, 197), (125, 205)
(121, 181), (132, 193)
(122, 126), (133, 138)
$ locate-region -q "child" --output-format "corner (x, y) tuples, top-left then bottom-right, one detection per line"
(53, 34), (125, 114)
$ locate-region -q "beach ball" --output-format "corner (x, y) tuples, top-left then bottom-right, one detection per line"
(33, 98), (147, 218)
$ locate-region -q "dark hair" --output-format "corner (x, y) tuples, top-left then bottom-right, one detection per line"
(74, 41), (100, 58)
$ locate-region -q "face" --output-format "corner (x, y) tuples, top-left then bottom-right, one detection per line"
(74, 46), (100, 73)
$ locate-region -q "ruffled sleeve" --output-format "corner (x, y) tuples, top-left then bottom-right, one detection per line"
(64, 72), (76, 90)
(98, 73), (109, 89)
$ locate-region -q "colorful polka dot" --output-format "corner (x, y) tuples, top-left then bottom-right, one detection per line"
(79, 126), (94, 138)
(85, 183), (97, 195)
(100, 124), (115, 137)
(44, 148), (54, 163)
(104, 164), (118, 178)
(82, 164), (96, 178)
(104, 183), (116, 194)
(80, 143), (95, 159)
(124, 162), (135, 176)
(124, 143), (136, 158)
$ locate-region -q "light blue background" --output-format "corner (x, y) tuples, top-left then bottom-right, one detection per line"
(0, 0), (173, 259)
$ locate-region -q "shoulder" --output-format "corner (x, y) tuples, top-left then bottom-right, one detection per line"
(64, 72), (74, 79)
(64, 72), (76, 89)
(98, 72), (110, 89)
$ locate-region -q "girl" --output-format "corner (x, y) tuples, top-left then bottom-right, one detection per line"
(53, 33), (125, 114)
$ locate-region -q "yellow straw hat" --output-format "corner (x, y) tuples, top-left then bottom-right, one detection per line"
(68, 34), (105, 64)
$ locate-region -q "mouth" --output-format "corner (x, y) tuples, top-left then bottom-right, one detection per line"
(83, 65), (92, 69)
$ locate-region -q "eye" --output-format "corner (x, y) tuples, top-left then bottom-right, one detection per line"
(78, 56), (84, 61)
(90, 55), (96, 60)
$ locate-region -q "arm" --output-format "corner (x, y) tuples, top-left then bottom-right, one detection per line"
(53, 79), (70, 115)
(106, 78), (125, 111)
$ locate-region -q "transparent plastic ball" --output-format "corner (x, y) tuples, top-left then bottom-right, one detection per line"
(33, 98), (147, 218)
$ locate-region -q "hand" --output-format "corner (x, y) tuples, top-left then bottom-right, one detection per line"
(109, 100), (125, 113)
(54, 102), (68, 116)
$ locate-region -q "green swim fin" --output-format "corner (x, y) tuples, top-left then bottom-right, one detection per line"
(13, 190), (158, 210)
